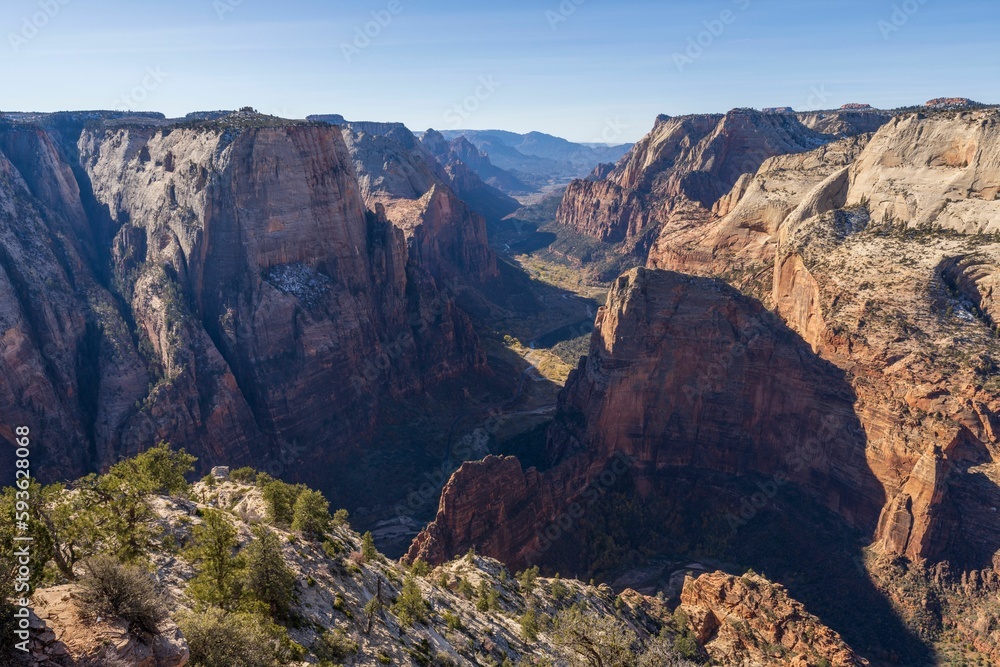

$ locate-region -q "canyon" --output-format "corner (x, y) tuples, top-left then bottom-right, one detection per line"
(6, 102), (1000, 665)
(409, 106), (1000, 662)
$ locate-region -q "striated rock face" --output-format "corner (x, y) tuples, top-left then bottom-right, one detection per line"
(412, 110), (1000, 581)
(0, 113), (487, 480)
(680, 572), (868, 667)
(555, 110), (831, 249)
(554, 109), (892, 272)
(796, 109), (893, 138)
(409, 268), (886, 567)
(768, 111), (1000, 567)
(649, 134), (872, 304)
(340, 123), (501, 287)
(646, 109), (1000, 569)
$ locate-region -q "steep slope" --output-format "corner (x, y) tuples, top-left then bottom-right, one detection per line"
(0, 112), (487, 481)
(552, 109), (891, 276)
(797, 108), (894, 138)
(769, 109), (1000, 567)
(409, 268), (885, 569)
(650, 108), (1000, 569)
(14, 465), (866, 667)
(649, 134), (872, 303)
(420, 129), (530, 203)
(327, 117), (518, 225)
(337, 122), (503, 290)
(680, 572), (866, 667)
(557, 109), (825, 252)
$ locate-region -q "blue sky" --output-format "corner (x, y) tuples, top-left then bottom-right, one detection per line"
(0, 0), (996, 142)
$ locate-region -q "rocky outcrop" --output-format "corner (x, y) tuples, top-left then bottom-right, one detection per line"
(340, 123), (501, 286)
(796, 109), (893, 138)
(680, 572), (867, 667)
(409, 268), (885, 568)
(649, 134), (871, 303)
(555, 178), (653, 243)
(770, 110), (1000, 566)
(336, 119), (517, 226)
(926, 98), (982, 109)
(27, 585), (188, 667)
(414, 110), (1000, 579)
(650, 109), (1000, 569)
(0, 112), (487, 480)
(648, 108), (1000, 569)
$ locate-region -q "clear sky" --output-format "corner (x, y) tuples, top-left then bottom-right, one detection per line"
(0, 0), (996, 142)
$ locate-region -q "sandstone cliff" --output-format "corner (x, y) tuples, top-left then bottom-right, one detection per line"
(646, 109), (1000, 568)
(0, 112), (487, 480)
(339, 123), (501, 288)
(649, 134), (872, 303)
(408, 268), (886, 568)
(554, 110), (833, 249)
(553, 109), (892, 275)
(420, 129), (528, 209)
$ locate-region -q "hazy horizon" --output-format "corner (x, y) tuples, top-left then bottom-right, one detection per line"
(2, 0), (997, 142)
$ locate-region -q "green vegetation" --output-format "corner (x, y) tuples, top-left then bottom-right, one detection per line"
(229, 467), (258, 484)
(361, 531), (379, 563)
(550, 575), (570, 602)
(552, 604), (636, 667)
(443, 610), (464, 631)
(476, 579), (500, 612)
(392, 574), (429, 627)
(186, 509), (242, 607)
(521, 608), (541, 642)
(457, 577), (474, 599)
(553, 604), (700, 667)
(518, 566), (540, 595)
(178, 606), (302, 667)
(261, 480), (306, 526)
(311, 629), (359, 662)
(0, 446), (735, 666)
(243, 526), (296, 619)
(290, 488), (331, 537)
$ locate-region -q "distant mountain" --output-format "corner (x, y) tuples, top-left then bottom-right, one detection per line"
(422, 130), (533, 195)
(436, 129), (633, 190)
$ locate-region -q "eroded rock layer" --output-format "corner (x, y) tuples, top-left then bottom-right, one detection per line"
(413, 110), (1000, 577)
(409, 268), (885, 568)
(0, 113), (489, 479)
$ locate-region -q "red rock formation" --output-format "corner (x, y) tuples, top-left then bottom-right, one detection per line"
(554, 110), (845, 264)
(926, 97), (980, 109)
(680, 572), (868, 667)
(409, 268), (885, 567)
(647, 109), (1000, 570)
(555, 108), (891, 272)
(0, 113), (488, 479)
(421, 129), (530, 204)
(340, 123), (500, 286)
